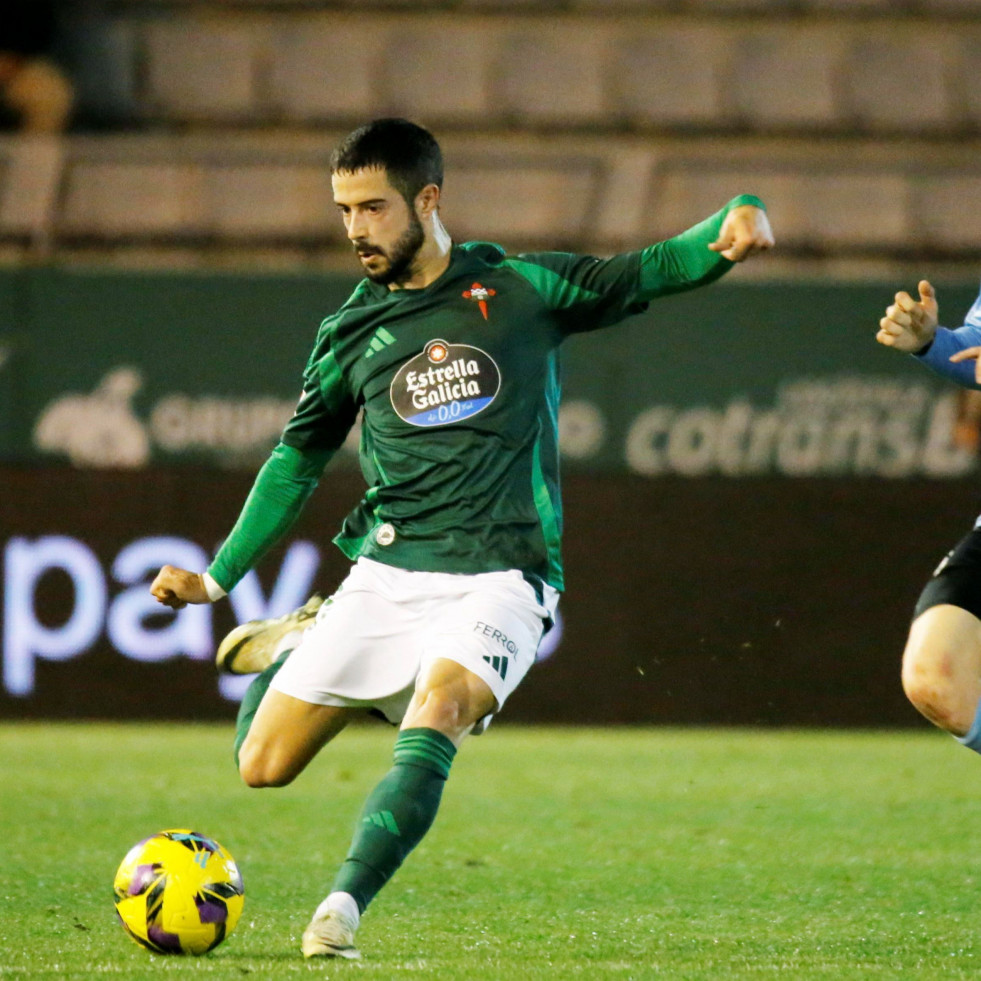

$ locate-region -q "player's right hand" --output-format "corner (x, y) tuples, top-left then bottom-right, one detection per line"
(877, 280), (938, 353)
(150, 565), (209, 609)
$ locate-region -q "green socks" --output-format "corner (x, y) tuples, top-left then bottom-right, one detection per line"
(331, 727), (457, 913)
(235, 680), (457, 914)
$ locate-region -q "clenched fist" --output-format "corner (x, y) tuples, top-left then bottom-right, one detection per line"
(709, 205), (775, 262)
(150, 565), (209, 609)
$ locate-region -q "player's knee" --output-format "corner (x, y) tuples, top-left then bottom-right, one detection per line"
(901, 643), (966, 733)
(407, 660), (496, 738)
(237, 741), (297, 788)
(412, 687), (468, 731)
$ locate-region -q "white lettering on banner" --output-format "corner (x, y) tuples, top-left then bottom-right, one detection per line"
(1, 536), (321, 701)
(558, 400), (606, 460)
(4, 537), (107, 696)
(150, 396), (298, 453)
(33, 368), (150, 468)
(31, 367), (363, 467)
(108, 538), (212, 661)
(226, 541), (320, 625)
(617, 379), (974, 479)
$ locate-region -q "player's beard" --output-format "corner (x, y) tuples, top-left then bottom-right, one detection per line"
(355, 212), (425, 287)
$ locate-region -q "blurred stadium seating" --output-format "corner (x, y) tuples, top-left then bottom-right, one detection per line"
(2, 0), (981, 272)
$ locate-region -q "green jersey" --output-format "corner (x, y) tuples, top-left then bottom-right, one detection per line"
(208, 194), (763, 594)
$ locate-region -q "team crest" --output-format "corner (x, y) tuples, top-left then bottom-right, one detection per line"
(390, 338), (501, 427)
(462, 283), (496, 320)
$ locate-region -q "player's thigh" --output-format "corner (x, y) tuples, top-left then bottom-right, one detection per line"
(238, 689), (360, 787)
(402, 657), (497, 744)
(406, 575), (549, 740)
(271, 564), (424, 710)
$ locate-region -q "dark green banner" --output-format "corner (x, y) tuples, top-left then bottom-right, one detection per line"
(2, 266), (978, 477)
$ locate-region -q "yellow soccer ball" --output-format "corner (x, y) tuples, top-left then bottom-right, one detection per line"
(113, 829), (244, 955)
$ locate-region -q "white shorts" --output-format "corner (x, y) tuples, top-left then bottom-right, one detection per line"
(270, 557), (559, 731)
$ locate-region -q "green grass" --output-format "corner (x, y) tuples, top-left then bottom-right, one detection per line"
(1, 723), (980, 979)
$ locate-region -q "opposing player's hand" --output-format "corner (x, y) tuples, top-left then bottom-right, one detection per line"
(708, 206), (775, 262)
(150, 565), (209, 609)
(949, 346), (981, 384)
(877, 280), (938, 353)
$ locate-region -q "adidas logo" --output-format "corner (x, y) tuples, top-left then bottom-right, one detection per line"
(483, 654), (508, 681)
(362, 810), (400, 835)
(364, 327), (397, 358)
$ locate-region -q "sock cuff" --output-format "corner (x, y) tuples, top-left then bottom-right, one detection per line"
(956, 697), (981, 751)
(324, 891), (361, 925)
(393, 727), (457, 779)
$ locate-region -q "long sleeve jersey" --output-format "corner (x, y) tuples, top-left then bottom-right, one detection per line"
(916, 285), (981, 389)
(207, 194), (764, 595)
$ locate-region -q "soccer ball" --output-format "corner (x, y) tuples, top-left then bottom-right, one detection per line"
(113, 829), (245, 955)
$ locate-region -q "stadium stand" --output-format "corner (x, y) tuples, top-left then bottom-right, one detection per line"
(143, 21), (257, 123)
(1, 0), (980, 273)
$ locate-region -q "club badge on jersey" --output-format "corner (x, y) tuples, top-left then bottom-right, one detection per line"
(462, 282), (496, 321)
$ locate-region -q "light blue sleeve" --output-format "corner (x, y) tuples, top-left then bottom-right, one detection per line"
(914, 287), (981, 388)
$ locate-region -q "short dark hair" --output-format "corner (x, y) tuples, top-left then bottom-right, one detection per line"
(330, 118), (443, 205)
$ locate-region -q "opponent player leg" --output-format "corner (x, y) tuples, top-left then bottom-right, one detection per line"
(903, 529), (981, 750)
(301, 658), (495, 959)
(902, 604), (981, 744)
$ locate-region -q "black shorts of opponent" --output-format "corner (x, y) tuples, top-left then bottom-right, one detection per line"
(914, 527), (981, 622)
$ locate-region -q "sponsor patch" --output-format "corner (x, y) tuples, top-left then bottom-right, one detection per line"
(390, 338), (501, 428)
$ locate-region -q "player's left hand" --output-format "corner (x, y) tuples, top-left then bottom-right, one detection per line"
(709, 206), (775, 262)
(150, 565), (210, 609)
(949, 346), (981, 384)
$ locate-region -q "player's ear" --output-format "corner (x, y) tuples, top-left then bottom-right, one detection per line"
(415, 183), (440, 220)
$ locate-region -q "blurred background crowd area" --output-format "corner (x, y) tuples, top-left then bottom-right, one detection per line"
(3, 0), (981, 278)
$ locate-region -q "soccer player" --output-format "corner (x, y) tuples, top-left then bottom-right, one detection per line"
(150, 118), (774, 959)
(878, 280), (981, 752)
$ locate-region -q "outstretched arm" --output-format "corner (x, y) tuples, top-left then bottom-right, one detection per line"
(637, 195), (774, 300)
(877, 280), (981, 388)
(151, 323), (357, 609)
(506, 195), (775, 335)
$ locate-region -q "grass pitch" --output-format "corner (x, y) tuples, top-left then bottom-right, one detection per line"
(1, 723), (979, 979)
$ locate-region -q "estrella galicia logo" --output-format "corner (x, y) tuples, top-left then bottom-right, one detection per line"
(390, 338), (501, 427)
